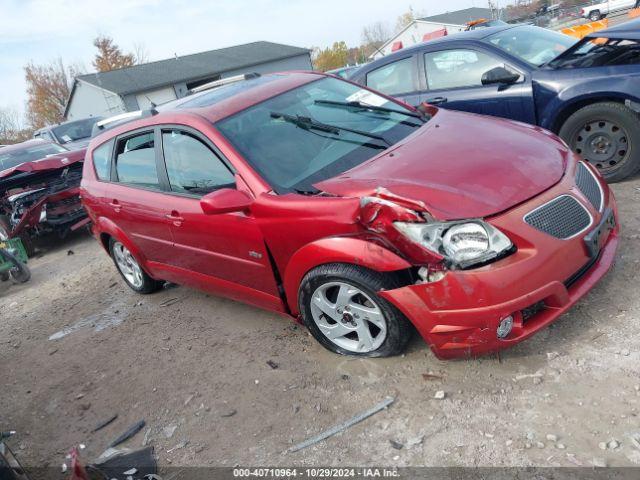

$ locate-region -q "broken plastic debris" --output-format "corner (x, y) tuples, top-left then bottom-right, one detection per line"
(288, 396), (395, 453)
(107, 419), (146, 448)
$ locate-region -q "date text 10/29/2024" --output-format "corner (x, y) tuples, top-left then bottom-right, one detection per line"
(233, 468), (400, 478)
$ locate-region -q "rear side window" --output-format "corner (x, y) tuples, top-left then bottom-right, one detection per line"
(424, 49), (506, 90)
(366, 57), (415, 95)
(114, 132), (159, 188)
(92, 140), (113, 181)
(161, 130), (235, 195)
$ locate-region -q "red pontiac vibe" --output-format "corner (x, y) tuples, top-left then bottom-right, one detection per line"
(80, 72), (618, 359)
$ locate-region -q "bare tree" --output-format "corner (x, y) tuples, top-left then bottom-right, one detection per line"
(361, 21), (390, 46)
(361, 21), (390, 57)
(0, 108), (31, 144)
(133, 42), (150, 65)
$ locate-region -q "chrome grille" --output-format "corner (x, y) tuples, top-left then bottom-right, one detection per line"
(524, 195), (591, 239)
(576, 162), (603, 211)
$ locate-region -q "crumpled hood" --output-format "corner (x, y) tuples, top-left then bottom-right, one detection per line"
(0, 148), (86, 180)
(315, 109), (569, 220)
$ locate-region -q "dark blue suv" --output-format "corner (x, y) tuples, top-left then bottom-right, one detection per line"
(350, 20), (640, 182)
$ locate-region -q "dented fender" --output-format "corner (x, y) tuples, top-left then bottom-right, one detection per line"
(283, 237), (411, 315)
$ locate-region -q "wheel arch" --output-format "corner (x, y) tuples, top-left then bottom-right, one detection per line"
(94, 216), (149, 268)
(550, 94), (640, 134)
(282, 237), (412, 316)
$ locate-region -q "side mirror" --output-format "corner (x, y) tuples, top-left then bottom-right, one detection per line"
(481, 66), (521, 86)
(200, 188), (253, 215)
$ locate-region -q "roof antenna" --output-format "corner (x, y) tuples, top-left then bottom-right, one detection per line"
(145, 95), (158, 115)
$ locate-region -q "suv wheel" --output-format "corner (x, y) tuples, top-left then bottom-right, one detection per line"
(589, 10), (601, 21)
(559, 102), (640, 182)
(109, 238), (163, 294)
(298, 263), (413, 357)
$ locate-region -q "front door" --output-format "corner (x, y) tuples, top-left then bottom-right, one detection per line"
(156, 127), (280, 299)
(364, 55), (425, 107)
(421, 47), (537, 125)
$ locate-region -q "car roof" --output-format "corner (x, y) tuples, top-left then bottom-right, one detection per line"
(0, 139), (56, 153)
(399, 23), (520, 53)
(141, 71), (326, 124)
(586, 17), (640, 40)
(356, 24), (523, 74)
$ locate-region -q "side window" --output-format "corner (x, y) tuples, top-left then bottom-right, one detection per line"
(114, 132), (159, 188)
(424, 49), (508, 90)
(161, 129), (235, 195)
(92, 140), (113, 181)
(366, 57), (416, 95)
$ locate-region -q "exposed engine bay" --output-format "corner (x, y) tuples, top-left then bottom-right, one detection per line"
(0, 161), (86, 247)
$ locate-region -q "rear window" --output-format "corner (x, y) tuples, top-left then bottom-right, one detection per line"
(92, 140), (113, 181)
(114, 132), (159, 188)
(366, 57), (416, 95)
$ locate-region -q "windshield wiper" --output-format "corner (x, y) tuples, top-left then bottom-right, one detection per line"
(270, 112), (391, 146)
(314, 99), (426, 121)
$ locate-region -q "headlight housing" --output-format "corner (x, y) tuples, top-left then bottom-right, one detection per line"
(394, 220), (513, 269)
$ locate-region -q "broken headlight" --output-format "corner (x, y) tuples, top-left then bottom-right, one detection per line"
(394, 220), (513, 269)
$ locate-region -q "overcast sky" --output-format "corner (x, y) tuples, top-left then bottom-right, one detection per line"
(0, 0), (486, 118)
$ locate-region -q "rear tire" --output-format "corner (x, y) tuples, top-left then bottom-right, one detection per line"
(559, 102), (640, 182)
(589, 10), (601, 21)
(298, 263), (413, 357)
(109, 238), (163, 294)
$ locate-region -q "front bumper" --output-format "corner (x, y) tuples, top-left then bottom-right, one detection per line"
(379, 164), (619, 360)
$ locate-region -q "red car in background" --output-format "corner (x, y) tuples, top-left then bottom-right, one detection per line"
(0, 140), (87, 254)
(81, 72), (618, 359)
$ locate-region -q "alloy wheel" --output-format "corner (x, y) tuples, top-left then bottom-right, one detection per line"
(573, 119), (630, 175)
(112, 242), (144, 289)
(310, 281), (387, 353)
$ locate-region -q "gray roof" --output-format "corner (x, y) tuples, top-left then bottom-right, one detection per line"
(419, 7), (495, 25)
(76, 41), (310, 95)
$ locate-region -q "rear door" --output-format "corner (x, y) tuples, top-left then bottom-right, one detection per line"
(363, 55), (424, 107)
(156, 126), (280, 298)
(106, 129), (175, 265)
(421, 46), (537, 124)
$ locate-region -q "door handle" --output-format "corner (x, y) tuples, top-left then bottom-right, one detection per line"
(109, 200), (122, 213)
(165, 211), (184, 226)
(426, 96), (448, 105)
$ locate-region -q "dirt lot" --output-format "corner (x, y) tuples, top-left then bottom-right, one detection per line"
(1, 178), (640, 472)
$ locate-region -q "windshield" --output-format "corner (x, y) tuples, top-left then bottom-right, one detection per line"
(52, 117), (101, 143)
(549, 38), (640, 68)
(0, 143), (67, 171)
(216, 77), (424, 193)
(485, 26), (577, 66)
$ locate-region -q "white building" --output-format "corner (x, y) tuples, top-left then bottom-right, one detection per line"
(64, 41), (312, 120)
(371, 7), (496, 60)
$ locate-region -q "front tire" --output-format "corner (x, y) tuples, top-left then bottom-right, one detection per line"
(559, 102), (640, 182)
(298, 263), (413, 357)
(589, 10), (601, 21)
(109, 238), (162, 294)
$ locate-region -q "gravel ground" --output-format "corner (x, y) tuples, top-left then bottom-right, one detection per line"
(1, 178), (639, 473)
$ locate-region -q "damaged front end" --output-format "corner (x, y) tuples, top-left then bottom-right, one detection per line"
(355, 169), (618, 360)
(0, 160), (86, 244)
(358, 187), (515, 275)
